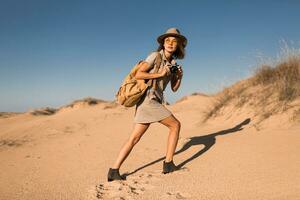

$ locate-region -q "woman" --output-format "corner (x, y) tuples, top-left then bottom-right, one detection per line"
(108, 28), (187, 182)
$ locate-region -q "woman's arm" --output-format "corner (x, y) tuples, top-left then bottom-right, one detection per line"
(135, 61), (163, 80)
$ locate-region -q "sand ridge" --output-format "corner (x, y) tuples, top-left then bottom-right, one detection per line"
(0, 94), (299, 199)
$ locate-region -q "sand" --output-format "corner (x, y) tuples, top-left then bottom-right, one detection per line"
(0, 95), (299, 200)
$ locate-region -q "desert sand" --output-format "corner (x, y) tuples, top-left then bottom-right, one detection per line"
(0, 93), (299, 200)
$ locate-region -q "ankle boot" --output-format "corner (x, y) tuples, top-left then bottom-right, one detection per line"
(162, 160), (179, 174)
(107, 168), (125, 182)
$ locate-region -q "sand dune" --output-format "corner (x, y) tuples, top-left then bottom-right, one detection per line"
(0, 91), (299, 199)
(1, 53), (300, 199)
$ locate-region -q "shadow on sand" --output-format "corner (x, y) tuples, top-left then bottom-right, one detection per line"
(124, 118), (251, 177)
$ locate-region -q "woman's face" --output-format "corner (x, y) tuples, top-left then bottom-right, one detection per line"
(163, 36), (178, 53)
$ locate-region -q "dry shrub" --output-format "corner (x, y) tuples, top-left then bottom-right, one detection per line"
(251, 47), (300, 102)
(203, 42), (300, 123)
(66, 97), (107, 108)
(203, 87), (235, 121)
(30, 107), (57, 116)
(191, 92), (208, 96)
(236, 94), (248, 108)
(0, 112), (22, 118)
(252, 65), (276, 85)
(202, 79), (248, 122)
(276, 57), (300, 101)
(291, 108), (300, 122)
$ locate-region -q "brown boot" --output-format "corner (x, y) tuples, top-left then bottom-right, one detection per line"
(162, 160), (179, 174)
(107, 168), (126, 182)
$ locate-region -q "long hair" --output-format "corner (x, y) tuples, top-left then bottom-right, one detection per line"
(156, 37), (186, 59)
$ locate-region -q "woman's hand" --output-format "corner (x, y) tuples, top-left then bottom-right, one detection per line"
(171, 65), (183, 92)
(176, 65), (183, 78)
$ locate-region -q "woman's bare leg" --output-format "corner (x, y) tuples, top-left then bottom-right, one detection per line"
(159, 115), (181, 162)
(112, 123), (150, 169)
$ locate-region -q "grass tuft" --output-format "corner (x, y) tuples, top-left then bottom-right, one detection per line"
(203, 41), (300, 123)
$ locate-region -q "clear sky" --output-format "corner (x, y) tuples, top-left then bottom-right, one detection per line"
(1, 0), (300, 112)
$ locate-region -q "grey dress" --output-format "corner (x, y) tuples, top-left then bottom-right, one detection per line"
(133, 49), (177, 124)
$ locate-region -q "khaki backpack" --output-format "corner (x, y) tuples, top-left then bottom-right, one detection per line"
(115, 52), (162, 107)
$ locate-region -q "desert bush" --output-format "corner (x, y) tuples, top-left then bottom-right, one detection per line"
(202, 88), (233, 121)
(203, 42), (300, 122)
(66, 97), (107, 108)
(30, 107), (57, 116)
(291, 108), (300, 122)
(252, 65), (276, 85)
(252, 54), (300, 102)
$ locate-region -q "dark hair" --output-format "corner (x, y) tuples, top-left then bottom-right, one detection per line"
(156, 37), (186, 59)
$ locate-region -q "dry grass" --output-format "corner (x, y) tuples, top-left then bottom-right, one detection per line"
(29, 107), (58, 116)
(203, 43), (300, 123)
(0, 112), (22, 118)
(28, 97), (108, 116)
(202, 80), (248, 121)
(251, 55), (300, 101)
(65, 97), (107, 108)
(191, 92), (208, 96)
(291, 108), (300, 122)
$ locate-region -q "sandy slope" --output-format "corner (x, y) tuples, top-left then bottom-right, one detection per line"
(0, 95), (299, 200)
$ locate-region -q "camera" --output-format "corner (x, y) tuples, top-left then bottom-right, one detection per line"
(169, 64), (180, 74)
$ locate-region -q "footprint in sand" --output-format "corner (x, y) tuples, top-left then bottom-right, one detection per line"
(86, 167), (190, 199)
(89, 171), (160, 199)
(161, 191), (192, 199)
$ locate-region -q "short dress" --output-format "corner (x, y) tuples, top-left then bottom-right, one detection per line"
(133, 49), (177, 124)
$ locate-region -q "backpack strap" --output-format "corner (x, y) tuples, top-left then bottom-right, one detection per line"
(146, 52), (162, 90)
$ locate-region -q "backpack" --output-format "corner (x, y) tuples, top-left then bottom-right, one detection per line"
(115, 52), (162, 107)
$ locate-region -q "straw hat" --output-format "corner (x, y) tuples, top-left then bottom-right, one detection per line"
(157, 27), (187, 47)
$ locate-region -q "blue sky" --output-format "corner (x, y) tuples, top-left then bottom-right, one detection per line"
(1, 0), (299, 112)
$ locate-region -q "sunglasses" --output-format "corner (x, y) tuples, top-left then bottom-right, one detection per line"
(164, 38), (178, 45)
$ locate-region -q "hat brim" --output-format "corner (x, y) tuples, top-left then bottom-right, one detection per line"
(157, 33), (187, 47)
